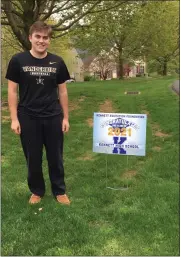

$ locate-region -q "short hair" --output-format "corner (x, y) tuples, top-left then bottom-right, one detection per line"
(29, 21), (53, 38)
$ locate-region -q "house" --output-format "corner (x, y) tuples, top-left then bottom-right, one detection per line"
(83, 50), (146, 80)
(58, 46), (147, 81)
(126, 60), (145, 77)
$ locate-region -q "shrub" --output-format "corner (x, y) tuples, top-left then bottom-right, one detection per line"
(136, 73), (142, 77)
(84, 75), (96, 81)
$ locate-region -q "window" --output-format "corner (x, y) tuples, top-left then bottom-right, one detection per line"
(137, 65), (144, 74)
(140, 65), (144, 73)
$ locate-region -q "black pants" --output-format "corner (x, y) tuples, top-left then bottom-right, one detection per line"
(18, 112), (65, 197)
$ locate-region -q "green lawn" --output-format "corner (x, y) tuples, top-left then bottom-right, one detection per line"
(2, 77), (179, 256)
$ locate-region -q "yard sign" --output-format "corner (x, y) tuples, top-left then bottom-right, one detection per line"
(93, 113), (147, 156)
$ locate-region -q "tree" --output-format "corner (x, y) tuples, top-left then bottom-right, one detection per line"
(138, 1), (179, 76)
(1, 0), (127, 50)
(88, 51), (116, 80)
(73, 1), (179, 78)
(72, 2), (145, 79)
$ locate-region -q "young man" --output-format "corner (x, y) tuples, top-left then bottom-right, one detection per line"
(6, 21), (71, 205)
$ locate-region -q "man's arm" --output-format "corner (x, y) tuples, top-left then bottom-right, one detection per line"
(8, 80), (21, 134)
(58, 82), (69, 133)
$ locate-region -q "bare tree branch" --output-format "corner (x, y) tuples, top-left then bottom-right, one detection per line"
(52, 6), (85, 29)
(57, 0), (70, 9)
(1, 7), (24, 19)
(12, 1), (24, 12)
(1, 21), (10, 26)
(32, 0), (39, 21)
(41, 0), (56, 21)
(90, 1), (127, 14)
(57, 0), (98, 12)
(52, 31), (69, 38)
(48, 1), (83, 16)
(52, 0), (101, 31)
(2, 0), (130, 50)
(2, 0), (29, 49)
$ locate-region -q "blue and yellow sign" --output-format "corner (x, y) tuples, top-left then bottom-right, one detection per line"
(93, 113), (147, 156)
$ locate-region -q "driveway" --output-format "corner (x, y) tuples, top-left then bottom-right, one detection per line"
(172, 80), (179, 95)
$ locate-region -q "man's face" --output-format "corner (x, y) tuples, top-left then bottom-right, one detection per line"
(29, 30), (50, 54)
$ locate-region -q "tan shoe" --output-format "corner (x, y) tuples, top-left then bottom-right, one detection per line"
(29, 194), (41, 204)
(56, 194), (71, 205)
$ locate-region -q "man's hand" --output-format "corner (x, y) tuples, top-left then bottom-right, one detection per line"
(62, 118), (70, 133)
(11, 119), (21, 135)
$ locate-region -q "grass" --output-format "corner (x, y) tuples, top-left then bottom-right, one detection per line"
(1, 77), (179, 256)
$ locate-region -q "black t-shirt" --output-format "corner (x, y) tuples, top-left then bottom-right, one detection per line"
(6, 51), (70, 118)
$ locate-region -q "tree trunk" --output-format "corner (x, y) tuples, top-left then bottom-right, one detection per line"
(103, 72), (107, 80)
(117, 47), (124, 79)
(103, 70), (109, 80)
(144, 56), (148, 78)
(156, 59), (163, 75)
(162, 59), (167, 76)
